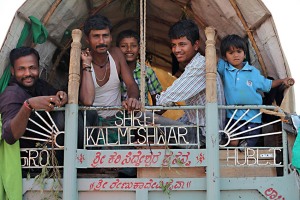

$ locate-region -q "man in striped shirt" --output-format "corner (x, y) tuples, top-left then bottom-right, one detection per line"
(154, 19), (225, 147)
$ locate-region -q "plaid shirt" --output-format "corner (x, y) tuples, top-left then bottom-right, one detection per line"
(121, 62), (163, 105)
(156, 53), (226, 132)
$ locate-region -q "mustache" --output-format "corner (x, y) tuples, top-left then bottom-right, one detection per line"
(21, 76), (35, 81)
(96, 44), (108, 48)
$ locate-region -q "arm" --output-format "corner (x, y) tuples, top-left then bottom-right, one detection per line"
(272, 77), (295, 88)
(4, 94), (66, 144)
(79, 48), (95, 106)
(157, 63), (206, 106)
(111, 47), (141, 111)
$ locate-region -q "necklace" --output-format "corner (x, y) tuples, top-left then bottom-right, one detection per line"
(93, 55), (109, 68)
(95, 64), (108, 82)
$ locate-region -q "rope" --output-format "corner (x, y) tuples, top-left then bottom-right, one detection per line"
(139, 0), (146, 111)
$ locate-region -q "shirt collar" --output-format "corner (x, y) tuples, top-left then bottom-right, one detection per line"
(134, 62), (141, 72)
(226, 61), (252, 71)
(186, 52), (201, 69)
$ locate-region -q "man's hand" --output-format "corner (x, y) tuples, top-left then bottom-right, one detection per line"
(122, 98), (141, 112)
(27, 93), (67, 112)
(56, 91), (68, 105)
(81, 48), (92, 66)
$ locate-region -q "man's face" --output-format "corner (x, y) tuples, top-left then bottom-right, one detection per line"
(10, 54), (39, 88)
(87, 28), (112, 54)
(118, 37), (139, 63)
(170, 36), (199, 64)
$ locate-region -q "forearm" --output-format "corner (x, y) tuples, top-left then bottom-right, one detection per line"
(10, 103), (31, 141)
(272, 78), (294, 88)
(126, 82), (140, 100)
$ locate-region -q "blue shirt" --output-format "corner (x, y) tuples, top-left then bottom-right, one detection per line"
(217, 59), (272, 123)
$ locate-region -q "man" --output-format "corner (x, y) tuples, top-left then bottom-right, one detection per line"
(153, 19), (226, 147)
(0, 46), (98, 149)
(80, 14), (141, 117)
(80, 15), (141, 177)
(0, 46), (68, 148)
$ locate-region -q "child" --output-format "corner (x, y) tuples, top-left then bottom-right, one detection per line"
(116, 29), (163, 107)
(218, 34), (294, 147)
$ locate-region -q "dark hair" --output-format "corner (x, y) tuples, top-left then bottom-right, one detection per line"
(220, 34), (247, 58)
(168, 19), (199, 45)
(83, 14), (112, 36)
(116, 29), (140, 47)
(9, 46), (40, 67)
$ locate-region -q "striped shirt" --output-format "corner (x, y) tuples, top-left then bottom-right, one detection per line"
(156, 53), (225, 132)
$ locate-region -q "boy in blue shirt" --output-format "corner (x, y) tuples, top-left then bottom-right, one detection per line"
(218, 34), (294, 147)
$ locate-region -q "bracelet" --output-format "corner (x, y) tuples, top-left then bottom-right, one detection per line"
(83, 63), (91, 67)
(82, 67), (92, 72)
(24, 99), (34, 111)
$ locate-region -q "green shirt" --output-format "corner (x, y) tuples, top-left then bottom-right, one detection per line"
(121, 63), (162, 105)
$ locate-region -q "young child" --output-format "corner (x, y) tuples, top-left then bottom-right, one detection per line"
(218, 34), (294, 147)
(116, 29), (163, 106)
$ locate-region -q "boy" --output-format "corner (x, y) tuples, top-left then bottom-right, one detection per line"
(116, 29), (163, 106)
(218, 34), (294, 147)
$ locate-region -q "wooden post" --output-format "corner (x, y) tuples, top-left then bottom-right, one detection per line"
(63, 29), (82, 200)
(67, 29), (82, 104)
(205, 26), (220, 200)
(205, 27), (217, 103)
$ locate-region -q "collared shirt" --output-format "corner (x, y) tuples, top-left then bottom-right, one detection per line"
(156, 53), (226, 131)
(121, 62), (163, 105)
(0, 77), (57, 146)
(217, 59), (272, 123)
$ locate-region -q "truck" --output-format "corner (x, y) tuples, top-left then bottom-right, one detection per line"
(0, 0), (299, 199)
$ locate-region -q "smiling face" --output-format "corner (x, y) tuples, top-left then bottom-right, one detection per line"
(10, 54), (39, 88)
(225, 46), (245, 69)
(118, 37), (139, 63)
(170, 36), (199, 65)
(87, 28), (112, 54)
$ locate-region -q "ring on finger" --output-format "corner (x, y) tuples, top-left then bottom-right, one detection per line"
(48, 103), (52, 107)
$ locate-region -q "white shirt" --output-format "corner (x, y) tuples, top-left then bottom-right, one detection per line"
(156, 53), (225, 131)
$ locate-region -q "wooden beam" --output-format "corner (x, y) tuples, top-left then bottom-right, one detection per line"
(229, 0), (268, 77)
(90, 0), (116, 15)
(250, 13), (271, 31)
(42, 0), (62, 25)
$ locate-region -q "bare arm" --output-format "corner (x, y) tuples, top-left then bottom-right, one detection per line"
(10, 94), (67, 141)
(272, 77), (295, 88)
(79, 48), (95, 106)
(111, 47), (141, 111)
